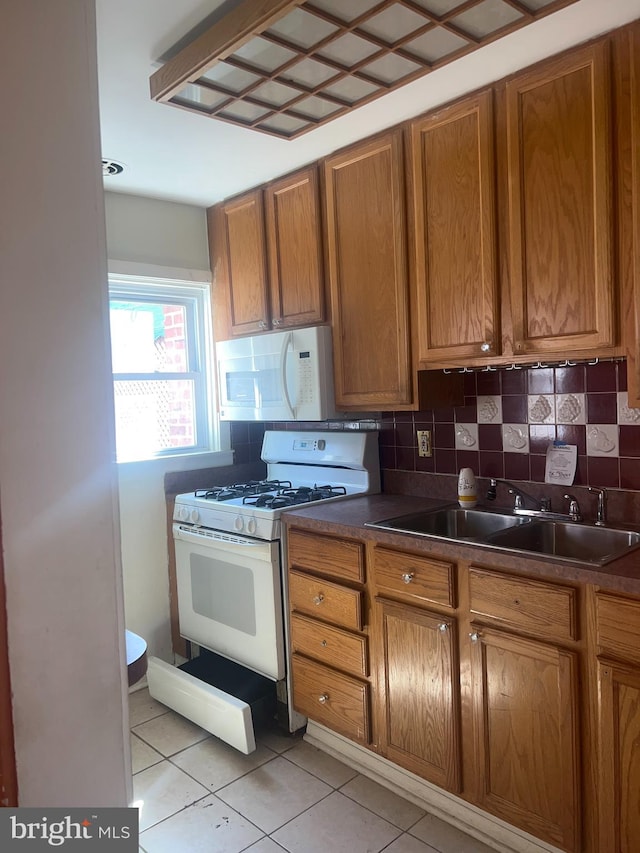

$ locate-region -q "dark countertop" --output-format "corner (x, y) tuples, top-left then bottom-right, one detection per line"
(283, 494), (640, 595)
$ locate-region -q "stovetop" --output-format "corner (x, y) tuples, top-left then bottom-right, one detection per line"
(194, 480), (348, 509)
(173, 429), (380, 540)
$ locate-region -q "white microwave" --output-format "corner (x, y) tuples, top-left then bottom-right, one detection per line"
(216, 325), (337, 421)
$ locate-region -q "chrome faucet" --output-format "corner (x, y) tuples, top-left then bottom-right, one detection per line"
(564, 494), (583, 523)
(588, 487), (607, 526)
(487, 479), (549, 512)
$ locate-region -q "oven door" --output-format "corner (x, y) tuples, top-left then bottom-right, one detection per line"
(173, 524), (285, 680)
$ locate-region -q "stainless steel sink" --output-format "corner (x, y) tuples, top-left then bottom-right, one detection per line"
(366, 506), (530, 541)
(366, 505), (640, 565)
(488, 520), (640, 565)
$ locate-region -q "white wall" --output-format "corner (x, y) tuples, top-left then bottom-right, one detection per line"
(0, 0), (129, 806)
(104, 191), (210, 271)
(117, 453), (231, 663)
(103, 192), (234, 663)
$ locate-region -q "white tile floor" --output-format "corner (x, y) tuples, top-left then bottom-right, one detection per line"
(130, 689), (496, 853)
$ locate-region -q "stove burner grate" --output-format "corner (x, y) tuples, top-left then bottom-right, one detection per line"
(195, 480), (293, 501)
(241, 484), (348, 509)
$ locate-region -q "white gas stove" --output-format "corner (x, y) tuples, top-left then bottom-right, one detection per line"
(149, 429), (380, 755)
(174, 429), (380, 540)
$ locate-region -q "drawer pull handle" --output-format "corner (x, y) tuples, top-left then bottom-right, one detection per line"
(321, 640), (327, 647)
(318, 693), (329, 704)
(313, 594), (324, 605)
(438, 623), (448, 633)
(401, 572), (414, 584)
(469, 631), (481, 643)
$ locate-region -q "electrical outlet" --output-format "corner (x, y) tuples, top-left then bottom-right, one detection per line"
(417, 429), (432, 457)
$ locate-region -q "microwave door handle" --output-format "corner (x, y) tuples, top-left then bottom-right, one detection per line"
(279, 332), (296, 419)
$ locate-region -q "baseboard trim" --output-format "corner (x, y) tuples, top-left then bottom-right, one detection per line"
(304, 721), (563, 853)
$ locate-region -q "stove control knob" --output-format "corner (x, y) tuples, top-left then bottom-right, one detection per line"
(189, 509), (200, 524)
(176, 506), (189, 522)
(234, 515), (244, 532)
(247, 517), (257, 535)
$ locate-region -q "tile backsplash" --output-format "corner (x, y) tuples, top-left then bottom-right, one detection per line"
(380, 359), (640, 491)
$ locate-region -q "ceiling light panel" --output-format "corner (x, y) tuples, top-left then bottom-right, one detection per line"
(153, 0), (582, 139)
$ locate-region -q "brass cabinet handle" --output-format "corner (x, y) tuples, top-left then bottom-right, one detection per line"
(318, 693), (329, 704)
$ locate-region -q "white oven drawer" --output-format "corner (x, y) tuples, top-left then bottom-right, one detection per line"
(146, 655), (276, 754)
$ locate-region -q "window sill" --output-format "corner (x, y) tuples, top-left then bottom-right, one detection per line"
(116, 449), (234, 474)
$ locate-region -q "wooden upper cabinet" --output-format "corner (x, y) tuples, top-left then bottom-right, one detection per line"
(264, 166), (324, 330)
(208, 167), (324, 340)
(220, 189), (270, 336)
(505, 39), (615, 356)
(324, 130), (413, 409)
(410, 90), (499, 364)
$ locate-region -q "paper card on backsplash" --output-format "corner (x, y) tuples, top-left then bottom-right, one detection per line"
(544, 443), (577, 485)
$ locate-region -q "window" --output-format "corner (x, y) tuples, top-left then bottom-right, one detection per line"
(109, 276), (214, 462)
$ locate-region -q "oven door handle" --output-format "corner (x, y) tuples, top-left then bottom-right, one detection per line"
(279, 331), (296, 420)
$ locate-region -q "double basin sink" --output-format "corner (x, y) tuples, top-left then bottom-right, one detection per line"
(367, 506), (640, 566)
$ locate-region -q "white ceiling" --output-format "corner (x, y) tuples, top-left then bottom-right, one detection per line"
(96, 0), (640, 208)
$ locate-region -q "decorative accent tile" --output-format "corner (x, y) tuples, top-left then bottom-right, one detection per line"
(556, 393), (585, 424)
(586, 424), (619, 457)
(617, 391), (640, 424)
(477, 395), (502, 424)
(502, 424), (529, 453)
(528, 394), (555, 424)
(455, 423), (478, 449)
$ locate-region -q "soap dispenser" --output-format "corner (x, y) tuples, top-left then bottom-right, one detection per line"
(457, 467), (477, 508)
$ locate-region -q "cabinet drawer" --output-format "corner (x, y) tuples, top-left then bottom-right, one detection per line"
(469, 567), (577, 642)
(290, 613), (368, 677)
(596, 592), (640, 666)
(291, 654), (370, 744)
(373, 546), (454, 608)
(289, 570), (363, 630)
(288, 529), (364, 583)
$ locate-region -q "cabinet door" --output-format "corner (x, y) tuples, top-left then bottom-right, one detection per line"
(222, 189), (270, 336)
(470, 626), (580, 852)
(410, 90), (499, 363)
(597, 659), (640, 853)
(506, 40), (614, 356)
(376, 598), (461, 792)
(324, 131), (412, 409)
(264, 166), (325, 329)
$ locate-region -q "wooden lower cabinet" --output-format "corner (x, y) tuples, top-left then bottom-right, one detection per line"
(375, 598), (461, 792)
(469, 625), (581, 852)
(291, 654), (371, 745)
(596, 660), (640, 853)
(286, 525), (640, 851)
(594, 591), (640, 853)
